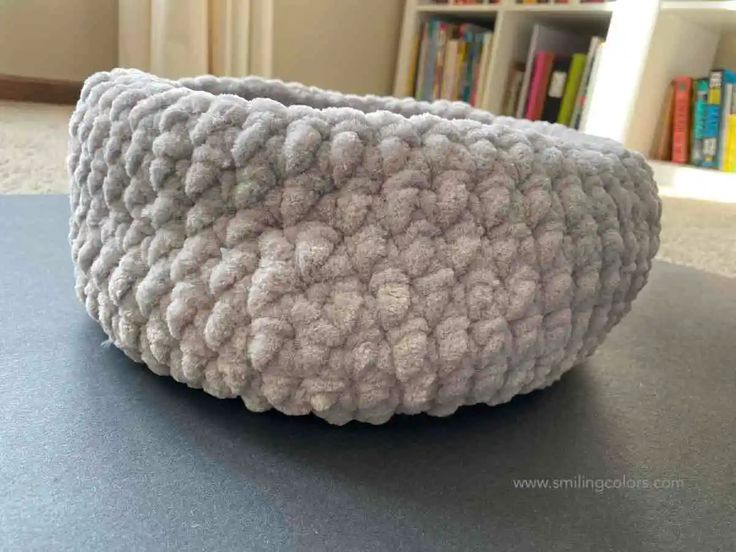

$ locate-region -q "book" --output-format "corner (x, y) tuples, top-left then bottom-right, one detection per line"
(441, 38), (460, 100)
(469, 29), (489, 103)
(526, 51), (555, 120)
(411, 19), (493, 106)
(725, 114), (736, 172)
(701, 69), (736, 168)
(703, 103), (721, 168)
(690, 78), (709, 166)
(457, 25), (475, 102)
(557, 53), (587, 126)
(542, 56), (571, 122)
(414, 23), (430, 100)
(406, 26), (423, 97)
(515, 24), (590, 119)
(718, 77), (736, 170)
(650, 82), (674, 161)
(474, 31), (494, 106)
(579, 41), (605, 131)
(501, 62), (526, 116)
(432, 22), (451, 99)
(671, 76), (692, 164)
(571, 36), (604, 130)
(460, 24), (491, 105)
(418, 21), (438, 101)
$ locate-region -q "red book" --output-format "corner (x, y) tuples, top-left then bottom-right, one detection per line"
(672, 76), (693, 164)
(525, 51), (555, 121)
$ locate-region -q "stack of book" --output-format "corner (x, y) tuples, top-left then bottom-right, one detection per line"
(409, 20), (494, 106)
(501, 24), (605, 130)
(651, 70), (736, 172)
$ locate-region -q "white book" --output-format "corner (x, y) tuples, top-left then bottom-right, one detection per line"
(414, 23), (431, 100)
(579, 42), (606, 132)
(441, 39), (460, 100)
(571, 36), (603, 129)
(475, 32), (494, 108)
(515, 24), (590, 119)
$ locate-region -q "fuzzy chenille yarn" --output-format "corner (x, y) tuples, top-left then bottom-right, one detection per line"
(69, 69), (661, 425)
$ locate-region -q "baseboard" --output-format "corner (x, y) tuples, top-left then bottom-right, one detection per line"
(0, 74), (82, 104)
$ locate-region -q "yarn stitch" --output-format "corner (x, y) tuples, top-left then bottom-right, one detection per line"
(69, 69), (661, 425)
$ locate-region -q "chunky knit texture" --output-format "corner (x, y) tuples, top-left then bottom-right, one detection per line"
(68, 69), (661, 425)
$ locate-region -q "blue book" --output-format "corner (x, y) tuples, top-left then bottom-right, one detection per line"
(459, 25), (486, 103)
(691, 78), (709, 167)
(703, 69), (736, 168)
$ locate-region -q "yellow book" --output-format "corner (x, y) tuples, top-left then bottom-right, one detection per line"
(406, 27), (422, 97)
(454, 40), (467, 102)
(725, 115), (736, 172)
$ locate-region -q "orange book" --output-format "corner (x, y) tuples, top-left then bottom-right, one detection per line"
(671, 76), (692, 164)
(650, 82), (674, 161)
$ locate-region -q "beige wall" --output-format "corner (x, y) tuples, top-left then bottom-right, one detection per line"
(271, 0), (404, 96)
(0, 0), (117, 81)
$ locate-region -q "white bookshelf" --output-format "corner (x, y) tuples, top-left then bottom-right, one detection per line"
(393, 0), (736, 200)
(393, 0), (615, 116)
(629, 0), (736, 199)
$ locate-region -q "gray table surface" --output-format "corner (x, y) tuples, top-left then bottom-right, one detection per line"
(1, 195), (734, 551)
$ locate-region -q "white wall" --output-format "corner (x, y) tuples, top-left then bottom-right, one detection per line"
(0, 0), (117, 81)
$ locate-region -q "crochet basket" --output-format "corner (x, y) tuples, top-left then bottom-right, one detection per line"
(69, 69), (661, 425)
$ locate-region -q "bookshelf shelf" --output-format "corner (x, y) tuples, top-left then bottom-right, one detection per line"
(652, 161), (736, 203)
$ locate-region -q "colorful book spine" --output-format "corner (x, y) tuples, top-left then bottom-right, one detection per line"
(702, 70), (726, 168)
(690, 78), (709, 167)
(557, 53), (587, 126)
(412, 20), (493, 106)
(525, 51), (554, 121)
(460, 25), (481, 103)
(671, 76), (692, 164)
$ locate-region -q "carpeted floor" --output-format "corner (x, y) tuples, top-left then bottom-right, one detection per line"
(0, 100), (72, 194)
(2, 99), (734, 279)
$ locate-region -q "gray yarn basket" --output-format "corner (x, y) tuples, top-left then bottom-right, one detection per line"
(69, 69), (661, 425)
